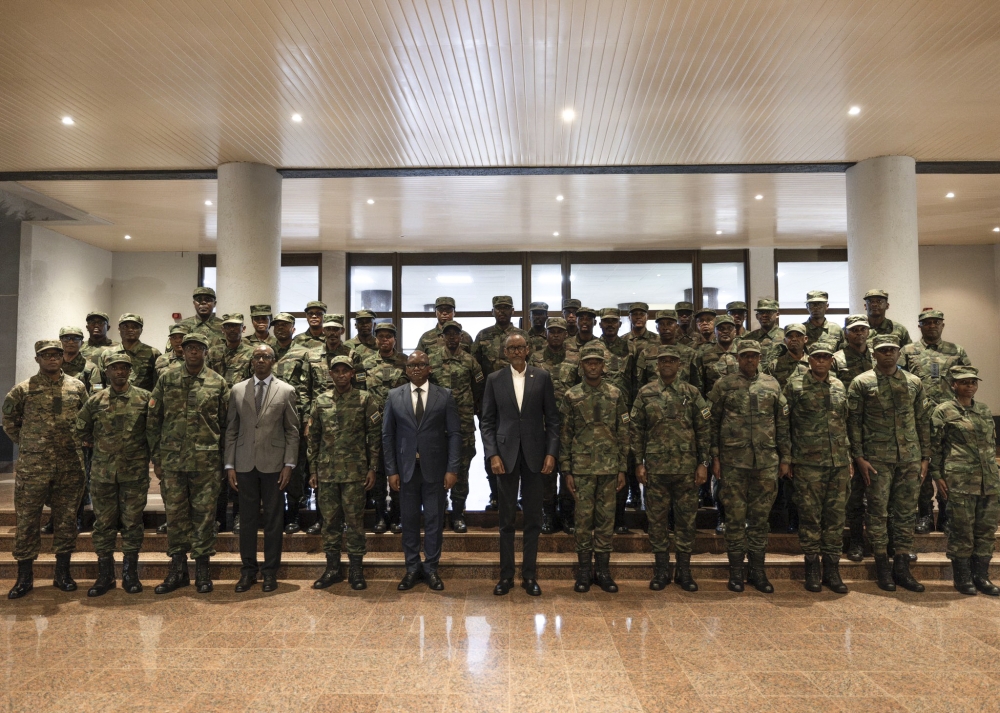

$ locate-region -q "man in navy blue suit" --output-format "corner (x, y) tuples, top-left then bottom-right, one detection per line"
(382, 350), (462, 591)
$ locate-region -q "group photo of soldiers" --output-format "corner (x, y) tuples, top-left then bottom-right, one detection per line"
(4, 281), (999, 600)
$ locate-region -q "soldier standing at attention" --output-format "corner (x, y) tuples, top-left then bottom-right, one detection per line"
(82, 310), (119, 365)
(631, 345), (711, 592)
(101, 314), (161, 391)
(569, 305), (601, 353)
(291, 300), (329, 350)
(930, 366), (1000, 596)
(271, 311), (299, 360)
(147, 332), (230, 595)
(600, 307), (639, 526)
(709, 339), (791, 594)
(4, 340), (89, 599)
(303, 315), (364, 407)
(244, 304), (279, 350)
(694, 315), (739, 398)
(863, 289), (912, 347)
(308, 357), (381, 591)
(782, 343), (851, 593)
(625, 302), (659, 355)
(690, 308), (717, 348)
(804, 291), (844, 350)
(635, 310), (701, 391)
(561, 344), (629, 594)
(168, 287), (225, 352)
(726, 301), (749, 338)
(416, 297), (474, 355)
(674, 301), (696, 347)
(562, 298), (581, 343)
(59, 326), (102, 393)
(76, 353), (151, 597)
(746, 299), (784, 350)
(847, 334), (930, 592)
(156, 324), (188, 378)
(526, 302), (550, 353)
(429, 321), (483, 533)
(902, 309), (971, 536)
(344, 309), (378, 360)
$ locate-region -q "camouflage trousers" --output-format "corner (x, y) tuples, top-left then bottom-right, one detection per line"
(945, 492), (1000, 558)
(646, 472), (699, 555)
(318, 480), (367, 556)
(792, 465), (850, 556)
(449, 434), (476, 508)
(720, 466), (778, 555)
(865, 460), (922, 555)
(161, 469), (221, 559)
(90, 476), (150, 555)
(573, 474), (617, 554)
(13, 458), (86, 561)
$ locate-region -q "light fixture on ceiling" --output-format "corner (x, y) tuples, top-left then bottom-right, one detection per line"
(291, 113), (303, 123)
(946, 192), (955, 198)
(755, 195), (763, 200)
(61, 116), (74, 125)
(204, 200), (212, 206)
(994, 227), (1000, 233)
(436, 275), (473, 284)
(561, 108), (576, 122)
(367, 199), (374, 204)
(848, 106), (861, 116)
(553, 231), (559, 237)
(556, 195), (564, 201)
(124, 234), (131, 240)
(716, 230), (723, 235)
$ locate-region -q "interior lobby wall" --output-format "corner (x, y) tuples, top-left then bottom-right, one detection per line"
(111, 251), (199, 350)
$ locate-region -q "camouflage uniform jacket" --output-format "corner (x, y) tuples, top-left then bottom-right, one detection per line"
(635, 341), (701, 392)
(171, 315), (225, 351)
(303, 344), (365, 410)
(763, 347), (809, 389)
(62, 352), (103, 394)
(274, 341), (296, 361)
(630, 378), (711, 474)
(146, 365), (230, 471)
(529, 346), (581, 403)
(867, 318), (911, 348)
(746, 325), (785, 350)
(76, 384), (151, 483)
(930, 398), (999, 496)
(306, 386), (381, 482)
(804, 319), (844, 351)
(473, 323), (528, 375)
(155, 352), (185, 378)
(901, 339), (972, 406)
(708, 372), (791, 469)
(676, 329), (696, 347)
(428, 348), (484, 428)
(81, 337), (119, 366)
(559, 381), (629, 476)
(244, 333), (279, 350)
(101, 341), (162, 391)
(782, 371), (851, 467)
(600, 335), (636, 403)
(344, 335), (378, 361)
(207, 341), (254, 387)
(846, 368), (930, 463)
(625, 328), (660, 356)
(526, 326), (548, 353)
(695, 342), (739, 398)
(290, 330), (326, 351)
(361, 351), (409, 406)
(832, 347), (874, 387)
(273, 345), (312, 416)
(2, 373), (88, 460)
(416, 324), (474, 356)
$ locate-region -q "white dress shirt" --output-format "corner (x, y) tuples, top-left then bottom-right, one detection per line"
(224, 373), (294, 471)
(510, 364), (526, 411)
(410, 380), (427, 414)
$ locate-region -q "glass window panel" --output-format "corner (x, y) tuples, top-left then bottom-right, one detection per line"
(203, 266), (216, 292)
(777, 261), (849, 310)
(569, 263), (692, 313)
(401, 264), (522, 313)
(701, 262), (746, 311)
(293, 318), (311, 337)
(279, 265), (319, 313)
(351, 266), (393, 313)
(531, 264), (563, 311)
(400, 316), (497, 353)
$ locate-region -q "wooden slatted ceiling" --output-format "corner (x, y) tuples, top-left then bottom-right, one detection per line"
(2, 0), (1000, 171)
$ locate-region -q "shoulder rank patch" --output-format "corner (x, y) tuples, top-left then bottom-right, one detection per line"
(620, 412), (630, 424)
(474, 372), (484, 382)
(2, 399), (13, 415)
(370, 411), (381, 424)
(630, 406), (639, 419)
(782, 403), (790, 416)
(701, 407), (711, 420)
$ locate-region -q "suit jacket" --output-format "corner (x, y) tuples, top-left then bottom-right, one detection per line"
(224, 376), (300, 473)
(480, 365), (560, 473)
(382, 382), (462, 483)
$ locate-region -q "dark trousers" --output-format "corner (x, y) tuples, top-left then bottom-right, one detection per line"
(498, 451), (543, 581)
(236, 469), (284, 577)
(400, 462), (446, 574)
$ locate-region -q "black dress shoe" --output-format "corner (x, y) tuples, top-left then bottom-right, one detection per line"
(306, 521), (322, 535)
(398, 570), (423, 591)
(426, 570), (444, 590)
(390, 522), (403, 534)
(235, 573), (257, 593)
(614, 525), (630, 535)
(522, 579), (541, 596)
(284, 520), (301, 535)
(262, 576), (278, 593)
(494, 578), (513, 596)
(156, 522), (168, 534)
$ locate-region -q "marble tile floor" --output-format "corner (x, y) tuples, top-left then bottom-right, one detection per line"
(4, 577), (1000, 712)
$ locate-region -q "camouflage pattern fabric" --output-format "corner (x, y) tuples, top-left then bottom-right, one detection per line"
(472, 323), (528, 375)
(763, 348), (809, 389)
(290, 331), (326, 351)
(600, 335), (636, 404)
(630, 378), (712, 475)
(695, 342), (739, 398)
(166, 315), (225, 352)
(847, 368), (930, 464)
(572, 474), (617, 554)
(529, 346), (580, 509)
(62, 352), (103, 394)
(867, 318), (911, 349)
(833, 347), (874, 386)
(82, 336), (119, 366)
(558, 381), (629, 477)
(89, 478), (149, 554)
(155, 352), (185, 378)
(792, 465), (850, 555)
(361, 351), (409, 404)
(160, 469), (222, 558)
(305, 386), (381, 483)
(100, 341), (162, 391)
(416, 324), (473, 356)
(207, 341), (254, 387)
(945, 493), (1000, 558)
(303, 345), (365, 409)
(782, 371), (851, 468)
(708, 372), (791, 470)
(636, 341), (701, 392)
(624, 328), (659, 357)
(863, 459), (922, 554)
(720, 466), (778, 554)
(13, 466), (86, 560)
(344, 334), (378, 361)
(526, 326), (548, 353)
(804, 319), (844, 351)
(428, 347), (483, 503)
(318, 481), (367, 556)
(645, 472), (699, 554)
(243, 332), (279, 350)
(146, 365), (230, 473)
(901, 340), (972, 406)
(745, 325), (785, 350)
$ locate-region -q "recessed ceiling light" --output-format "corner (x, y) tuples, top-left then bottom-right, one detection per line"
(755, 195), (763, 200)
(367, 199), (374, 204)
(848, 106), (861, 116)
(124, 234), (131, 240)
(61, 116), (74, 125)
(204, 200), (212, 206)
(946, 192), (955, 198)
(556, 195), (564, 201)
(716, 230), (723, 235)
(994, 227), (1000, 233)
(291, 113), (303, 123)
(561, 108), (576, 122)
(553, 232), (559, 237)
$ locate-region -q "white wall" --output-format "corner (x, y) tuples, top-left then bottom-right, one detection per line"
(322, 250), (346, 315)
(111, 252), (199, 350)
(748, 247), (775, 304)
(16, 224), (112, 381)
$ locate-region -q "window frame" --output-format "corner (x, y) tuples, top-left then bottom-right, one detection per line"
(774, 248), (849, 319)
(198, 253), (322, 320)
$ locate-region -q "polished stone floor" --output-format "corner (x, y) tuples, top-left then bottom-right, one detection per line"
(3, 577), (1000, 712)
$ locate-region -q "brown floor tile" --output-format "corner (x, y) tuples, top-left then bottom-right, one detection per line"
(830, 697), (910, 713)
(751, 671), (825, 697)
(686, 671), (759, 697)
(310, 694), (383, 713)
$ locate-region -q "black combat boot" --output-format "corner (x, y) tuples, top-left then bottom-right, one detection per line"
(156, 521), (168, 534)
(540, 504), (556, 535)
(284, 497), (302, 534)
(451, 500), (467, 534)
(313, 553), (343, 589)
(593, 552), (618, 593)
(674, 552), (698, 592)
(727, 552), (745, 593)
(951, 557), (976, 596)
(122, 552), (142, 594)
(87, 554), (117, 597)
(747, 551), (774, 594)
(821, 554), (848, 593)
(649, 552), (671, 591)
(8, 559), (34, 599)
(155, 554), (189, 594)
(348, 554), (367, 590)
(971, 555), (1000, 596)
(874, 553), (895, 591)
(52, 552), (77, 592)
(41, 519), (54, 534)
(914, 515), (932, 535)
(194, 556), (213, 594)
(613, 491), (630, 535)
(846, 520), (864, 561)
(372, 498), (388, 534)
(574, 551), (592, 593)
(803, 554), (822, 593)
(892, 554), (924, 592)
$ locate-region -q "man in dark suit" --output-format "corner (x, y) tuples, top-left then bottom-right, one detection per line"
(382, 350), (462, 591)
(480, 333), (561, 596)
(224, 345), (300, 593)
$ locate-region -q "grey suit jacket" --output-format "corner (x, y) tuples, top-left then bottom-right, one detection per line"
(224, 376), (300, 473)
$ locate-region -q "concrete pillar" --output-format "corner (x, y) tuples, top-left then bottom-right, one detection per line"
(748, 247), (775, 304)
(846, 156), (920, 332)
(217, 162), (281, 317)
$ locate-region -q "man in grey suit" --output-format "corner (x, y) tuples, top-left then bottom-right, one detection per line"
(382, 350), (462, 591)
(224, 345), (300, 593)
(480, 333), (561, 596)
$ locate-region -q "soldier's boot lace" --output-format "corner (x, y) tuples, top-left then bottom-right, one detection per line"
(313, 553), (343, 589)
(593, 552), (618, 593)
(574, 551), (592, 593)
(155, 554), (189, 594)
(348, 554), (367, 590)
(726, 552), (745, 593)
(892, 554), (924, 592)
(87, 554), (117, 597)
(649, 552), (671, 591)
(874, 553), (896, 591)
(674, 552), (698, 592)
(803, 554), (822, 592)
(122, 552), (143, 594)
(8, 559), (33, 599)
(951, 557), (977, 596)
(372, 498), (388, 534)
(821, 554), (848, 594)
(971, 555), (1000, 596)
(451, 500), (467, 534)
(747, 551), (774, 593)
(52, 552), (77, 592)
(194, 556), (213, 594)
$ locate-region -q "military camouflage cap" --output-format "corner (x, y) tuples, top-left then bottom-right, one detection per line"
(435, 296), (456, 308)
(600, 307), (621, 320)
(545, 317), (568, 330)
(755, 299), (779, 311)
(181, 333), (210, 348)
(805, 290), (829, 303)
(305, 300), (328, 312)
(726, 301), (748, 311)
(441, 320), (463, 333)
(629, 302), (650, 313)
(562, 298), (581, 311)
(329, 313), (345, 325)
(844, 314), (870, 329)
(807, 342), (836, 357)
(736, 339), (763, 355)
(492, 295), (514, 307)
(118, 313), (143, 326)
(374, 321), (397, 334)
(354, 309), (377, 319)
(59, 326), (85, 338)
(35, 339), (63, 354)
(222, 312), (245, 326)
(328, 355), (356, 370)
(322, 314), (344, 329)
(949, 365), (982, 381)
(271, 312), (296, 324)
(714, 314), (735, 327)
(872, 334), (901, 351)
(579, 344), (606, 362)
(655, 345), (682, 360)
(249, 304), (272, 317)
(576, 306), (599, 317)
(863, 289), (889, 300)
(694, 308), (717, 319)
(674, 301), (694, 313)
(103, 352), (133, 367)
(655, 309), (678, 321)
(918, 309), (944, 322)
(86, 310), (111, 323)
(783, 322), (807, 335)
(529, 301), (549, 312)
(192, 286), (216, 299)
(168, 325), (189, 338)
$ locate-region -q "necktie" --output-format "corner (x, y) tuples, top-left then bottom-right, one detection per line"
(414, 387), (424, 425)
(255, 381), (265, 414)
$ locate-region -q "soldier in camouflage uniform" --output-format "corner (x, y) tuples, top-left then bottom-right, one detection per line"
(567, 304), (599, 354)
(562, 298), (581, 341)
(674, 301), (696, 347)
(100, 313), (161, 392)
(271, 311), (300, 361)
(902, 309), (971, 535)
(147, 332), (230, 595)
(429, 321), (483, 533)
(847, 334), (930, 592)
(307, 356), (381, 591)
(4, 340), (88, 599)
(303, 315), (365, 407)
(746, 299), (784, 350)
(727, 301), (749, 338)
(635, 310), (701, 392)
(625, 302), (660, 356)
(561, 344), (629, 594)
(75, 353), (151, 597)
(344, 308), (378, 360)
(690, 308), (717, 348)
(804, 291), (844, 350)
(156, 324), (188, 378)
(695, 315), (739, 397)
(244, 303), (279, 351)
(82, 310), (119, 365)
(60, 326), (102, 393)
(930, 366), (1000, 596)
(165, 286), (225, 352)
(863, 289), (912, 348)
(631, 345), (711, 592)
(416, 296), (474, 355)
(525, 302), (550, 353)
(709, 339), (791, 594)
(291, 300), (329, 350)
(782, 342), (851, 593)
(599, 306), (640, 527)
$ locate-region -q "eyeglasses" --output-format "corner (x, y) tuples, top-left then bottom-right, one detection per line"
(406, 363), (430, 370)
(505, 345), (529, 352)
